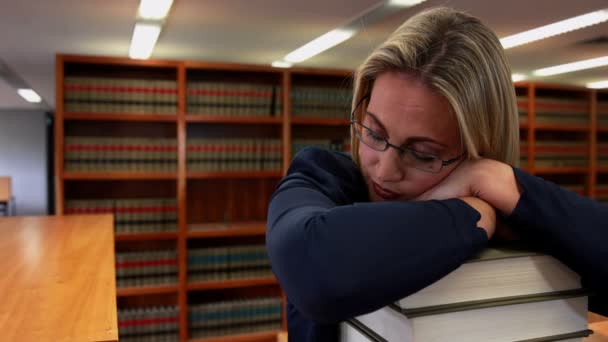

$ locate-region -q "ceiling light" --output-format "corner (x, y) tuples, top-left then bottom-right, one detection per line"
(511, 74), (527, 82)
(129, 23), (162, 59)
(284, 29), (356, 63)
(500, 8), (608, 49)
(587, 80), (608, 89)
(272, 61), (292, 68)
(388, 0), (427, 7)
(533, 56), (608, 76)
(17, 89), (41, 103)
(138, 0), (174, 20)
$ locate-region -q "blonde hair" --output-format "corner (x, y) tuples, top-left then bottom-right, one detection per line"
(351, 7), (519, 166)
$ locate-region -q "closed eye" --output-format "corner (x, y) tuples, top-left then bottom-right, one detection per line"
(364, 128), (386, 143)
(409, 149), (437, 162)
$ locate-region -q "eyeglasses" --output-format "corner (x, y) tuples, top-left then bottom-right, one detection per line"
(350, 96), (463, 173)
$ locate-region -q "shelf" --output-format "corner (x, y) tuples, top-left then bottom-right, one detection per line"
(115, 232), (178, 241)
(116, 285), (179, 297)
(187, 277), (278, 291)
(599, 167), (608, 174)
(186, 115), (282, 124)
(63, 172), (177, 180)
(187, 171), (282, 179)
(519, 123), (528, 130)
(534, 124), (589, 132)
(190, 330), (281, 342)
(188, 222), (266, 238)
(598, 126), (608, 133)
(63, 113), (178, 122)
(291, 117), (350, 126)
(534, 167), (589, 174)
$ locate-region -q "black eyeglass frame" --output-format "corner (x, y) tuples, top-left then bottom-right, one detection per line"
(349, 95), (464, 173)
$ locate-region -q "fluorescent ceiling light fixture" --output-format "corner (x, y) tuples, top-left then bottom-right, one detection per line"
(533, 56), (608, 76)
(587, 80), (608, 89)
(138, 0), (173, 20)
(500, 8), (608, 49)
(388, 0), (427, 7)
(511, 74), (527, 82)
(129, 23), (161, 59)
(284, 29), (356, 63)
(17, 89), (41, 103)
(272, 61), (292, 68)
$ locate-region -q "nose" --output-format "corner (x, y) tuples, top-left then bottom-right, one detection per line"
(375, 148), (404, 183)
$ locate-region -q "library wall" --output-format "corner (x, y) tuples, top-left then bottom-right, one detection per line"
(0, 110), (48, 215)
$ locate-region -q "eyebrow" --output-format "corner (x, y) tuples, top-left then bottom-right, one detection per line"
(365, 111), (448, 148)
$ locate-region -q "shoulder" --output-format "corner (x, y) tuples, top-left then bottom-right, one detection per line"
(289, 146), (356, 173)
(279, 147), (368, 204)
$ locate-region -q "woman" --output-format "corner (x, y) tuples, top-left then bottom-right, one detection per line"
(266, 7), (608, 341)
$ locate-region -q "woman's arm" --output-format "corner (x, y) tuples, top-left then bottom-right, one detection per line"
(417, 158), (608, 307)
(266, 147), (491, 323)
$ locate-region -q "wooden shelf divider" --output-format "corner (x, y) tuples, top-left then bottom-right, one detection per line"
(189, 330), (280, 342)
(187, 278), (278, 291)
(64, 113), (178, 122)
(116, 285), (179, 297)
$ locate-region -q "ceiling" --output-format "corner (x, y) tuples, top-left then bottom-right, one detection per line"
(0, 0), (607, 111)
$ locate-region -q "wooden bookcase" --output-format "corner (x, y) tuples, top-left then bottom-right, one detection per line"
(55, 55), (351, 342)
(56, 55), (608, 341)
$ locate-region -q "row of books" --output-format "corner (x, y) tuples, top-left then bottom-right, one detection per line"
(187, 138), (282, 172)
(598, 184), (608, 203)
(116, 250), (178, 288)
(64, 137), (177, 172)
(292, 138), (350, 157)
(64, 76), (178, 115)
(188, 245), (272, 282)
(534, 141), (588, 168)
(291, 86), (352, 119)
(517, 96), (528, 125)
(535, 97), (588, 126)
(189, 297), (282, 339)
(520, 142), (528, 167)
(118, 306), (179, 342)
(600, 102), (607, 126)
(516, 96), (591, 126)
(65, 198), (177, 234)
(600, 143), (608, 166)
(187, 81), (282, 117)
(341, 243), (592, 342)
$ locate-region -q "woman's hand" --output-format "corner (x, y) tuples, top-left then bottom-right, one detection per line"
(415, 158), (522, 216)
(460, 196), (496, 238)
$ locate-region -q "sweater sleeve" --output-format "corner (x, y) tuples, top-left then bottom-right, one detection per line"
(266, 147), (488, 323)
(506, 168), (608, 306)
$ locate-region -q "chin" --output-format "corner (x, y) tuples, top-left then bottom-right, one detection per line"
(367, 183), (415, 202)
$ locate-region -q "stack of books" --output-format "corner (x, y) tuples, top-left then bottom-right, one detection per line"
(341, 244), (593, 342)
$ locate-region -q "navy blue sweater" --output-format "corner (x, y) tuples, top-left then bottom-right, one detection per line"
(266, 147), (608, 342)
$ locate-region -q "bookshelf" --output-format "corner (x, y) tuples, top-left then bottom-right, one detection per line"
(56, 55), (607, 341)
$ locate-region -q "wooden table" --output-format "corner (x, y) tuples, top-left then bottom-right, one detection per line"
(0, 177), (11, 215)
(0, 215), (118, 341)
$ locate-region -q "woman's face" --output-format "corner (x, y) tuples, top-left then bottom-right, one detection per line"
(358, 71), (463, 202)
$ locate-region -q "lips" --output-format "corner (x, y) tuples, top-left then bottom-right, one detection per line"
(372, 182), (400, 200)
